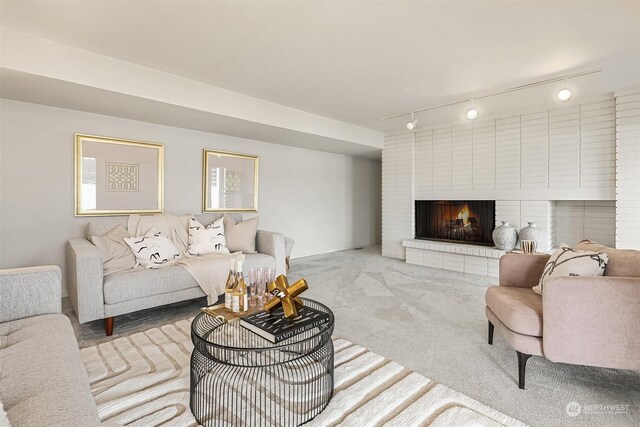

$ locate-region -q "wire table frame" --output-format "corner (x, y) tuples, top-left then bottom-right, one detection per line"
(190, 298), (335, 426)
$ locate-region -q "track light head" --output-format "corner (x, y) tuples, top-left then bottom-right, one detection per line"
(558, 88), (572, 102)
(406, 113), (418, 130)
(466, 108), (479, 120)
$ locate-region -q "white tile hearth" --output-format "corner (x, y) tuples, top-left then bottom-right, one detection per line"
(403, 239), (505, 277)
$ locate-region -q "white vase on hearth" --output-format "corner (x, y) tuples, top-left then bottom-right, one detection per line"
(519, 222), (548, 252)
(492, 221), (518, 251)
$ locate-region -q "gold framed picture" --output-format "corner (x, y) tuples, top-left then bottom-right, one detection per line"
(202, 149), (259, 212)
(74, 134), (164, 216)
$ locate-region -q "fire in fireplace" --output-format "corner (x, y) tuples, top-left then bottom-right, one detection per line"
(415, 200), (495, 246)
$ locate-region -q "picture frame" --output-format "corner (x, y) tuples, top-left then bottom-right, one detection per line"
(202, 149), (259, 212)
(74, 133), (164, 216)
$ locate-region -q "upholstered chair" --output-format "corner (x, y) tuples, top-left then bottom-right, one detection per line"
(485, 240), (640, 389)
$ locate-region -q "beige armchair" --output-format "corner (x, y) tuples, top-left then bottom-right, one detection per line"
(485, 240), (640, 389)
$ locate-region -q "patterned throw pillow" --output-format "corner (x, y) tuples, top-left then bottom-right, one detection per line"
(532, 243), (608, 295)
(187, 217), (229, 255)
(124, 227), (182, 269)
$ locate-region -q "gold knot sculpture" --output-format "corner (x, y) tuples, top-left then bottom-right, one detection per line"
(265, 274), (308, 319)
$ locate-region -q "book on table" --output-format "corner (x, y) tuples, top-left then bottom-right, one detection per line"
(239, 305), (330, 343)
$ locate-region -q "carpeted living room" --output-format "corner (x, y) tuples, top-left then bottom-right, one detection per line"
(0, 1), (639, 427)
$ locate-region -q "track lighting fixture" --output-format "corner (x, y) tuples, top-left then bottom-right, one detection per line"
(406, 113), (418, 130)
(380, 68), (601, 129)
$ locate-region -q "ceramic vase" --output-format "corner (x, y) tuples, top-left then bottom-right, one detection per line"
(519, 222), (548, 252)
(492, 221), (518, 251)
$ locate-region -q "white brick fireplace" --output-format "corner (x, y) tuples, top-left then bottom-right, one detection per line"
(403, 200), (557, 278)
(383, 88), (640, 275)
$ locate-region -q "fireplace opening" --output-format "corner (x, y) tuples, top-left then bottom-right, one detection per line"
(415, 200), (495, 246)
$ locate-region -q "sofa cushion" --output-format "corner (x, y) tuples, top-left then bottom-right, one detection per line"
(224, 215), (258, 253)
(575, 240), (640, 278)
(485, 307), (544, 356)
(0, 314), (99, 427)
(91, 224), (136, 276)
(104, 265), (199, 304)
(485, 286), (543, 337)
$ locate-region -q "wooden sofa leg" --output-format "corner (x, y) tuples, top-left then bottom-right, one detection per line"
(488, 321), (494, 345)
(517, 351), (532, 390)
(286, 256), (290, 271)
(105, 317), (114, 336)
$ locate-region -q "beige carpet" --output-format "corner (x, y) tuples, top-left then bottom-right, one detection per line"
(81, 318), (526, 426)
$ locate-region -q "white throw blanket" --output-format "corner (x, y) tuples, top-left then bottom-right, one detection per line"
(128, 214), (242, 303)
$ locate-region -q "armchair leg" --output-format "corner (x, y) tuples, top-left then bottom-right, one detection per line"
(286, 256), (290, 271)
(105, 317), (114, 336)
(517, 351), (532, 390)
(488, 321), (494, 345)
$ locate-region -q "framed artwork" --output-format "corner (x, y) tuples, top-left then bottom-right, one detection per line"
(203, 149), (258, 212)
(74, 133), (164, 216)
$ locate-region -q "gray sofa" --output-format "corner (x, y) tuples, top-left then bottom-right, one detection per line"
(67, 213), (291, 336)
(0, 266), (106, 427)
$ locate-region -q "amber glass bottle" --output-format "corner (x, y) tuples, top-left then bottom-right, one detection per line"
(224, 259), (236, 312)
(231, 260), (248, 316)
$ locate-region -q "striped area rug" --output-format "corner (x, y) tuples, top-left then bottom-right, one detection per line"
(81, 319), (526, 426)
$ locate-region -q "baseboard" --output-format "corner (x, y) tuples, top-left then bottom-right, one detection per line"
(290, 243), (381, 260)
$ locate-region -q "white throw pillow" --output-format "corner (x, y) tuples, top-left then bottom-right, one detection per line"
(533, 243), (609, 295)
(124, 227), (182, 269)
(187, 217), (229, 255)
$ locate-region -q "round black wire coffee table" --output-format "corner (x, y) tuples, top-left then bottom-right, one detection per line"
(190, 298), (334, 426)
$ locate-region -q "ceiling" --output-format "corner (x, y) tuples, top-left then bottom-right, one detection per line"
(0, 68), (383, 158)
(1, 0), (639, 133)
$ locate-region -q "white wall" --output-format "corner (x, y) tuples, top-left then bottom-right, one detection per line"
(556, 201), (616, 247)
(615, 88), (640, 249)
(382, 134), (414, 258)
(410, 95), (616, 201)
(0, 99), (381, 295)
